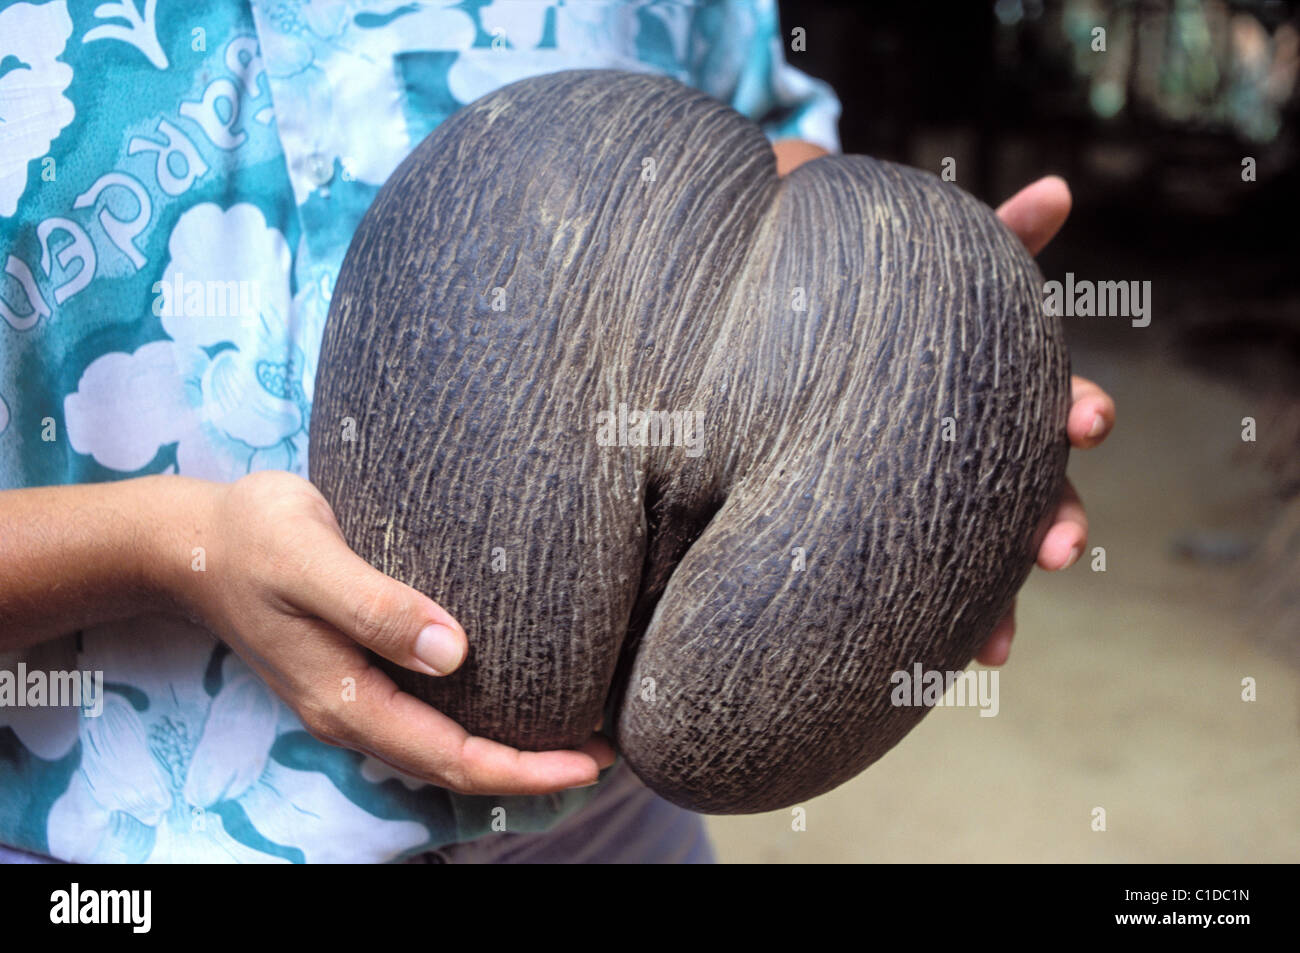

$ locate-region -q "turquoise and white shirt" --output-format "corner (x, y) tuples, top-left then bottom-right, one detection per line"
(0, 0), (840, 862)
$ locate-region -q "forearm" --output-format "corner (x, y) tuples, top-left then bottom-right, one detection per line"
(0, 475), (211, 650)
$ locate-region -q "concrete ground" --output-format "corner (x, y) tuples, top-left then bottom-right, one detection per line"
(705, 338), (1300, 863)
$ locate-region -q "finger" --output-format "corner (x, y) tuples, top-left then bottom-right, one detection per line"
(772, 139), (830, 176)
(995, 175), (1072, 256)
(266, 624), (612, 795)
(254, 618), (613, 793)
(1068, 375), (1116, 449)
(976, 602), (1016, 666)
(453, 733), (617, 796)
(329, 665), (610, 795)
(1037, 479), (1087, 571)
(280, 519), (468, 677)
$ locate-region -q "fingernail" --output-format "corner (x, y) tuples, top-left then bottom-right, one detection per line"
(1062, 545), (1081, 570)
(1087, 413), (1106, 438)
(415, 623), (464, 675)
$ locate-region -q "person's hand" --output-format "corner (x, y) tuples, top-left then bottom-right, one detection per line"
(157, 470), (614, 795)
(976, 176), (1116, 665)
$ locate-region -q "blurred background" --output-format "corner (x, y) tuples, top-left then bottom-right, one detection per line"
(707, 0), (1300, 862)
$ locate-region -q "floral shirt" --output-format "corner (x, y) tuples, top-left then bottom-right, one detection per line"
(0, 0), (839, 862)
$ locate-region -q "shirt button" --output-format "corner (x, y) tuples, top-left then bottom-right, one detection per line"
(305, 152), (333, 188)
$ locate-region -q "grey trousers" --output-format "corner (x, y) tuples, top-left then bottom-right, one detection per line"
(426, 761), (715, 863)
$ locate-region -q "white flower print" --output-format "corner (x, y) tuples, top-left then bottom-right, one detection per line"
(64, 203), (311, 481)
(0, 0), (76, 217)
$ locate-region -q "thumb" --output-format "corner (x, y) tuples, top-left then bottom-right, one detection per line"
(286, 522), (468, 677)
